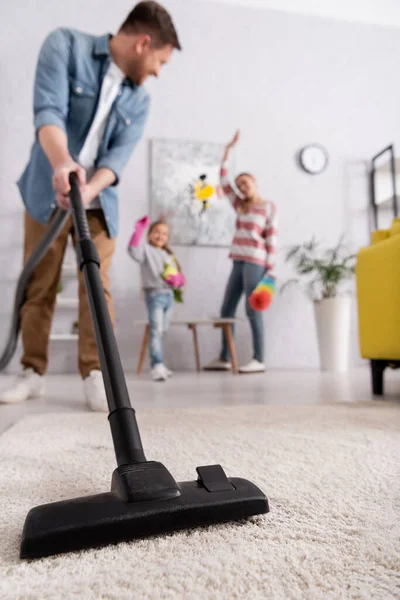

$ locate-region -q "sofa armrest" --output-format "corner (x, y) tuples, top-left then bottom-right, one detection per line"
(356, 235), (400, 359)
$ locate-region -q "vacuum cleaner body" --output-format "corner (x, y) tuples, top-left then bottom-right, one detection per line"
(21, 462), (268, 559)
(16, 174), (269, 560)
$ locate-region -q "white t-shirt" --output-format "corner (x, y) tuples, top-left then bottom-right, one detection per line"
(79, 61), (125, 209)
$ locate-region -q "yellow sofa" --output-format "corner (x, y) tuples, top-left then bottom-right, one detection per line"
(356, 217), (400, 395)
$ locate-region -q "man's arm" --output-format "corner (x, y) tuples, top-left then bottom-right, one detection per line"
(85, 97), (150, 210)
(34, 29), (85, 209)
(77, 94), (150, 205)
(82, 168), (116, 205)
(38, 126), (70, 169)
(38, 125), (86, 209)
(96, 93), (151, 186)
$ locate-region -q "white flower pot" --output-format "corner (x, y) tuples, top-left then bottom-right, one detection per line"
(313, 297), (351, 372)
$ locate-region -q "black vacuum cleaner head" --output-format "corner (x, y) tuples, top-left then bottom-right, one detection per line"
(21, 462), (268, 559)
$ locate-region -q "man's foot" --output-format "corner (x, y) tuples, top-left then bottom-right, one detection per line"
(84, 370), (108, 412)
(203, 358), (232, 371)
(0, 368), (45, 404)
(151, 364), (168, 382)
(239, 360), (265, 374)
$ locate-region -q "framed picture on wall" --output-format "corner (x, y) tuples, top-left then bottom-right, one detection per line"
(149, 138), (236, 247)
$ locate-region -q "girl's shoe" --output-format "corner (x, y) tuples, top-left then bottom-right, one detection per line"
(152, 364), (168, 382)
(239, 360), (265, 374)
(164, 366), (173, 378)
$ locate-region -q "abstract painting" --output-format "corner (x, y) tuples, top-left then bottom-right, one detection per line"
(150, 138), (237, 246)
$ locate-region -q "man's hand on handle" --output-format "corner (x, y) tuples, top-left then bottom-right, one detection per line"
(38, 126), (116, 212)
(53, 160), (87, 210)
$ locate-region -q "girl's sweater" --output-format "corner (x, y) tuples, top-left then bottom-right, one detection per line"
(128, 239), (175, 293)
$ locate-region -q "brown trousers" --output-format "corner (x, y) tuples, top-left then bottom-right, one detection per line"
(21, 210), (115, 378)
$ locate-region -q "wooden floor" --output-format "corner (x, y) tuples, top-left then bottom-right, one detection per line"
(0, 368), (399, 435)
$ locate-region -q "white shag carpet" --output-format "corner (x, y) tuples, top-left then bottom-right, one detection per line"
(0, 403), (399, 600)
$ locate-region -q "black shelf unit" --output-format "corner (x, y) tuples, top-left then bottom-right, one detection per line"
(370, 144), (398, 229)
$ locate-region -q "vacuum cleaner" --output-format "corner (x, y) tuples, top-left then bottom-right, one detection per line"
(2, 173), (269, 559)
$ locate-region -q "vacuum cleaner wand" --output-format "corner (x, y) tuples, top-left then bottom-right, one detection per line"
(19, 174), (269, 559)
(68, 174), (146, 465)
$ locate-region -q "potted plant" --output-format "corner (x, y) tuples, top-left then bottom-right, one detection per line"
(282, 237), (356, 372)
(71, 320), (79, 335)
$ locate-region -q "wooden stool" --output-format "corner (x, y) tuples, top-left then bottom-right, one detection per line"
(135, 318), (240, 375)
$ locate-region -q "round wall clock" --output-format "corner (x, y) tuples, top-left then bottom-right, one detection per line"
(299, 144), (329, 175)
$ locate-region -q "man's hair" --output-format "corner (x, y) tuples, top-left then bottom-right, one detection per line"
(120, 1), (181, 51)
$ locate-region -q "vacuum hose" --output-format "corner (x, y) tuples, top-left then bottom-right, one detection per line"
(0, 209), (70, 373)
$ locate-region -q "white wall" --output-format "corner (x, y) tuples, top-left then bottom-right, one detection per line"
(196, 0), (400, 28)
(1, 0), (400, 374)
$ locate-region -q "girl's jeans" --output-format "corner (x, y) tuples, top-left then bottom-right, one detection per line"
(145, 290), (174, 367)
(220, 261), (266, 363)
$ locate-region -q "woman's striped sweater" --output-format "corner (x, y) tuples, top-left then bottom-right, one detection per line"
(221, 161), (278, 276)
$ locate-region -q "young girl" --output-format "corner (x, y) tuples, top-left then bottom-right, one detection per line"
(205, 130), (278, 374)
(128, 217), (185, 381)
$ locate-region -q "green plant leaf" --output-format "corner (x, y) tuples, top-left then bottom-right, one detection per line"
(284, 245), (301, 262)
(281, 235), (355, 299)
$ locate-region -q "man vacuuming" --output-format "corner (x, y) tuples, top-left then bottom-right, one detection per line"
(0, 1), (181, 411)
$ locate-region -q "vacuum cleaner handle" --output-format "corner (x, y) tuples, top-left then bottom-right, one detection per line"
(69, 173), (146, 465)
(68, 174), (92, 241)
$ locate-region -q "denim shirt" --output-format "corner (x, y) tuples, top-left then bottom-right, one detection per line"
(17, 28), (150, 238)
